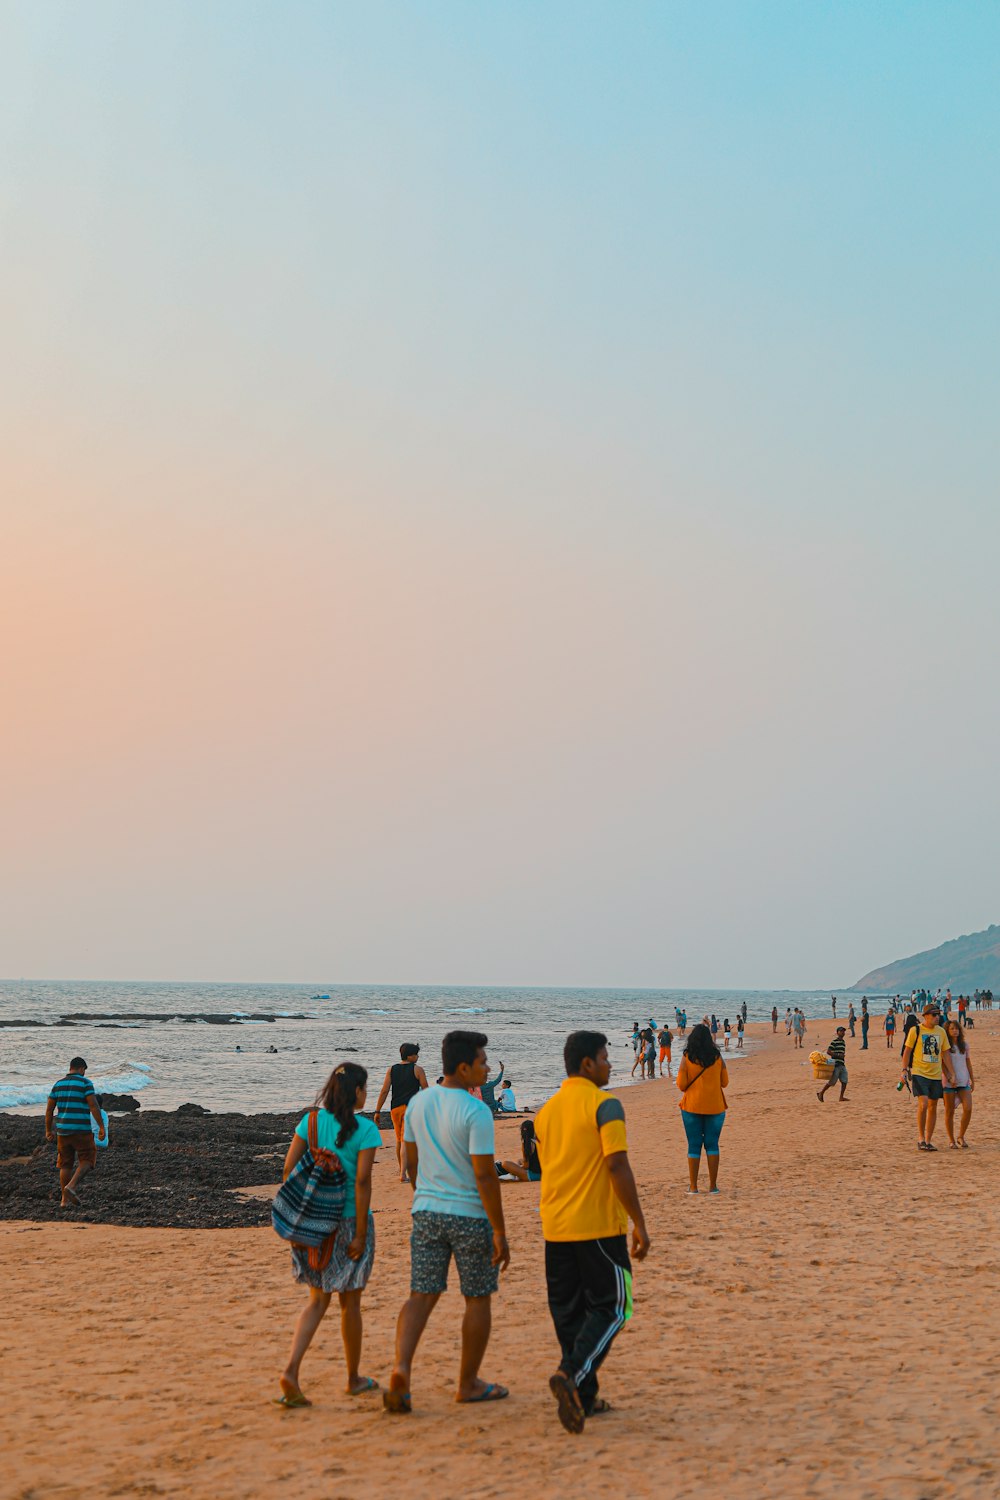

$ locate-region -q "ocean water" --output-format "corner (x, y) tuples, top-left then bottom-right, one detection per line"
(0, 981), (861, 1115)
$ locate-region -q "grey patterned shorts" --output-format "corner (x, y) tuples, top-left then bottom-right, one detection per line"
(410, 1211), (498, 1298)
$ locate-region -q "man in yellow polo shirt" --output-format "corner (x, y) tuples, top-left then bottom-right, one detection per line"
(534, 1030), (650, 1434)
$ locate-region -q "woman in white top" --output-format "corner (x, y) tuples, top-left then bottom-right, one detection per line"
(943, 1019), (974, 1148)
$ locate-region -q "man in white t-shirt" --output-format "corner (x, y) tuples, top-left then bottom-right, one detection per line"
(384, 1030), (510, 1415)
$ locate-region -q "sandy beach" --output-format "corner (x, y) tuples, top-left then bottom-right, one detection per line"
(3, 1018), (998, 1500)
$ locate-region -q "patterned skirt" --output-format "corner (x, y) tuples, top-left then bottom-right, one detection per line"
(290, 1214), (375, 1294)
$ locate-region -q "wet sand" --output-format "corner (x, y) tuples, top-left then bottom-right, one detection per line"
(3, 1017), (999, 1498)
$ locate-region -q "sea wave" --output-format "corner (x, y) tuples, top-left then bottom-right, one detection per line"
(0, 1063), (154, 1109)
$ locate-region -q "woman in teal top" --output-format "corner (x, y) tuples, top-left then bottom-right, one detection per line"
(276, 1061), (381, 1407)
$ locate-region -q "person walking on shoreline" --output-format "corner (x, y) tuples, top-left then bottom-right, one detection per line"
(676, 1023), (729, 1193)
(45, 1057), (106, 1208)
(535, 1030), (649, 1434)
(817, 1027), (849, 1102)
(883, 1008), (896, 1049)
(792, 1009), (807, 1049)
(771, 1006), (778, 1034)
(943, 1019), (974, 1149)
(657, 1024), (673, 1077)
(385, 1030), (510, 1414)
(374, 1043), (428, 1183)
(277, 1062), (381, 1406)
(901, 1003), (955, 1152)
(860, 1006), (871, 1051)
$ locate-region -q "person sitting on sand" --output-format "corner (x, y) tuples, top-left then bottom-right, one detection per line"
(901, 1003), (956, 1152)
(676, 1024), (729, 1193)
(943, 1019), (974, 1149)
(480, 1061), (507, 1113)
(276, 1060), (381, 1407)
(817, 1027), (849, 1103)
(45, 1057), (106, 1208)
(384, 1030), (510, 1414)
(534, 1030), (649, 1433)
(374, 1043), (428, 1183)
(497, 1119), (542, 1182)
(497, 1080), (517, 1112)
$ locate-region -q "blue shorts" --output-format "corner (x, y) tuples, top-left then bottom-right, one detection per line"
(681, 1109), (726, 1158)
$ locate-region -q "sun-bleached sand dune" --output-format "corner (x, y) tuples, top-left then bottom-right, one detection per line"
(3, 1020), (999, 1499)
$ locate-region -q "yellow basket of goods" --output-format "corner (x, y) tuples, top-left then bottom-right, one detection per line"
(809, 1050), (834, 1081)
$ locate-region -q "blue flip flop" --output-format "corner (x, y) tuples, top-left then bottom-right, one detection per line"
(459, 1383), (509, 1404)
(348, 1378), (379, 1396)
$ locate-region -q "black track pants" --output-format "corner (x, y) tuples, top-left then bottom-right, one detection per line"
(544, 1235), (633, 1412)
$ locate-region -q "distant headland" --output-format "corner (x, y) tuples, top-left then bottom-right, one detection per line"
(851, 923), (1000, 993)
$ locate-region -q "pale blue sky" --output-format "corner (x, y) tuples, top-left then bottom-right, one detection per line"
(2, 3), (998, 985)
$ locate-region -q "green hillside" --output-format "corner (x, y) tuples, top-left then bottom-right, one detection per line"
(851, 924), (1000, 993)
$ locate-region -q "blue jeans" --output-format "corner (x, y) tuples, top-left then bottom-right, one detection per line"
(681, 1109), (725, 1159)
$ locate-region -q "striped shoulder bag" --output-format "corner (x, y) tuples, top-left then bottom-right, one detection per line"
(271, 1110), (348, 1270)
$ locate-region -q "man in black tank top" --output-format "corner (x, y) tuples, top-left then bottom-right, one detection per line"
(375, 1043), (429, 1181)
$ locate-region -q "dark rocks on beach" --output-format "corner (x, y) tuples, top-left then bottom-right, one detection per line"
(0, 1106), (308, 1229)
(176, 1102), (209, 1116)
(99, 1094), (141, 1112)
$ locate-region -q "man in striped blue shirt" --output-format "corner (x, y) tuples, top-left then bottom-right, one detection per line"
(45, 1057), (106, 1207)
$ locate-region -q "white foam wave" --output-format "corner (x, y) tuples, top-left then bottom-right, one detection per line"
(0, 1064), (154, 1109)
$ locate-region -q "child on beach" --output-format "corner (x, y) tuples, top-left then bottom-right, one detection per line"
(644, 1030), (656, 1078)
(658, 1025), (673, 1077)
(276, 1061), (381, 1407)
(676, 1023), (729, 1194)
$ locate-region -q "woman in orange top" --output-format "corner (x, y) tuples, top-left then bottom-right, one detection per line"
(675, 1023), (729, 1194)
